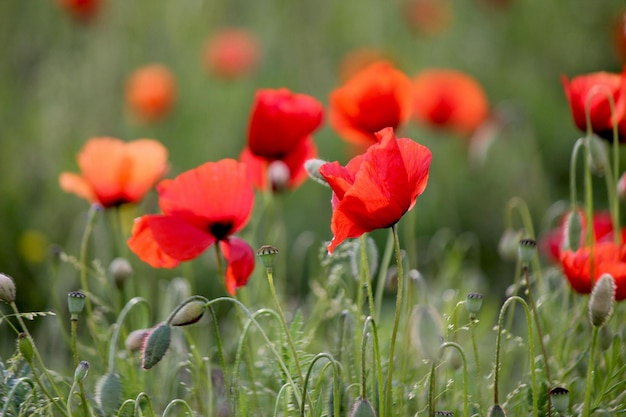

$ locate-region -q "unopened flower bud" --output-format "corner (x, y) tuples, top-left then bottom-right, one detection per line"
(349, 398), (376, 417)
(0, 273), (16, 304)
(466, 292), (484, 316)
(562, 210), (583, 252)
(589, 274), (616, 327)
(487, 404), (507, 417)
(142, 323), (171, 369)
(518, 238), (537, 266)
(410, 305), (444, 362)
(549, 386), (569, 414)
(498, 229), (524, 261)
(257, 245), (279, 269)
(618, 172), (626, 200)
(67, 291), (86, 315)
(169, 300), (206, 326)
(17, 333), (33, 362)
(96, 372), (122, 414)
(268, 160), (291, 192)
(73, 360), (90, 382)
(586, 134), (608, 176)
(109, 257), (133, 289)
(304, 159), (330, 187)
(125, 328), (150, 351)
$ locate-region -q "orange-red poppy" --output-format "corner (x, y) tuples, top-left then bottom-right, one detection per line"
(562, 71), (626, 142)
(412, 69), (489, 136)
(202, 28), (261, 79)
(560, 241), (626, 301)
(59, 137), (168, 208)
(329, 61), (413, 147)
(242, 88), (323, 191)
(57, 0), (101, 21)
(128, 159), (255, 294)
(126, 64), (176, 123)
(319, 127), (432, 253)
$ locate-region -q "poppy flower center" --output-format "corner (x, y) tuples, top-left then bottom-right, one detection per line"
(209, 221), (234, 241)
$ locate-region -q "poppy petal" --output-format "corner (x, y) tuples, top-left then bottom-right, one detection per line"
(240, 147), (269, 189)
(128, 216), (180, 268)
(59, 172), (96, 203)
(220, 237), (255, 295)
(77, 137), (128, 206)
(142, 215), (215, 261)
(327, 208), (371, 254)
(124, 139), (169, 203)
(396, 137), (432, 208)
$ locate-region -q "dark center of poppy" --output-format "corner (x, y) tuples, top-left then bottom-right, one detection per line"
(209, 221), (234, 241)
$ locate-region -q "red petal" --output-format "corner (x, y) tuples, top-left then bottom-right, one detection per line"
(128, 216), (180, 268)
(396, 137), (432, 210)
(59, 172), (96, 203)
(220, 237), (255, 294)
(143, 215), (215, 261)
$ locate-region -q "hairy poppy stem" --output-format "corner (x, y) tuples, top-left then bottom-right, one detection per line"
(384, 224), (404, 417)
(441, 342), (469, 417)
(79, 204), (100, 318)
(581, 327), (599, 417)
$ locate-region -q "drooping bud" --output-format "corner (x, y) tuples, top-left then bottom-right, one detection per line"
(517, 238), (537, 266)
(67, 291), (86, 315)
(487, 404), (507, 417)
(589, 274), (616, 327)
(109, 257), (133, 289)
(586, 134), (609, 176)
(257, 245), (279, 269)
(268, 160), (291, 192)
(549, 386), (569, 414)
(125, 329), (150, 351)
(169, 300), (206, 327)
(562, 210), (583, 252)
(0, 273), (16, 304)
(466, 292), (484, 317)
(17, 333), (33, 363)
(304, 159), (330, 187)
(141, 323), (171, 369)
(73, 360), (90, 382)
(95, 372), (122, 415)
(410, 305), (444, 362)
(498, 229), (524, 261)
(349, 398), (377, 417)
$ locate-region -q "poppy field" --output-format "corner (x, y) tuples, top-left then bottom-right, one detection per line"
(2, 1), (626, 416)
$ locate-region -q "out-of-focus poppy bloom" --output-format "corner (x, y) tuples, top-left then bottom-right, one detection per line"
(562, 71), (626, 142)
(412, 69), (489, 136)
(128, 159), (255, 294)
(403, 0), (452, 36)
(560, 241), (626, 301)
(329, 61), (413, 147)
(202, 28), (261, 79)
(126, 64), (176, 123)
(242, 88), (324, 191)
(319, 127), (432, 253)
(59, 137), (168, 208)
(57, 0), (101, 21)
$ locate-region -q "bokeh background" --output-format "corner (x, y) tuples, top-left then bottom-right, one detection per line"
(1, 0), (625, 328)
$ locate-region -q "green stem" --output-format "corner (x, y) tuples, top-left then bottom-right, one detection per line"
(70, 317), (79, 369)
(441, 342), (469, 417)
(78, 204), (100, 317)
(110, 297), (151, 372)
(359, 235), (376, 319)
(384, 224), (405, 417)
(469, 317), (482, 410)
(428, 361), (436, 417)
(374, 228), (394, 322)
(300, 353), (340, 417)
(581, 326), (599, 417)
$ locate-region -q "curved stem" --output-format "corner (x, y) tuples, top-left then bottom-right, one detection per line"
(441, 342), (469, 417)
(162, 399), (195, 417)
(78, 204), (100, 317)
(300, 353), (341, 417)
(109, 297), (151, 372)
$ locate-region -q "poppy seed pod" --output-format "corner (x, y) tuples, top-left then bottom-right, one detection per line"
(466, 292), (484, 316)
(169, 301), (206, 327)
(0, 273), (16, 304)
(141, 323), (172, 369)
(589, 273), (616, 327)
(518, 238), (537, 265)
(257, 245), (279, 269)
(549, 386), (569, 414)
(67, 291), (86, 315)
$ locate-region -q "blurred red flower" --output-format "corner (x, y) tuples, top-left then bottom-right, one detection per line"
(126, 64), (176, 123)
(128, 159), (255, 294)
(202, 28), (261, 79)
(57, 0), (101, 21)
(319, 127), (432, 253)
(242, 88), (324, 191)
(560, 241), (626, 301)
(59, 137), (168, 208)
(329, 61), (413, 147)
(562, 71), (626, 142)
(412, 69), (489, 136)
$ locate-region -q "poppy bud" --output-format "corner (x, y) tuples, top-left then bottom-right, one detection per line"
(257, 245), (279, 269)
(304, 159), (330, 187)
(562, 210), (583, 252)
(67, 290), (86, 315)
(141, 323), (171, 369)
(169, 300), (206, 327)
(410, 305), (444, 362)
(549, 386), (569, 414)
(0, 273), (16, 304)
(518, 238), (537, 266)
(586, 134), (609, 175)
(487, 404), (507, 417)
(618, 171), (626, 200)
(125, 329), (150, 351)
(17, 333), (33, 363)
(73, 360), (90, 383)
(109, 257), (133, 289)
(589, 274), (616, 327)
(498, 228), (524, 261)
(466, 292), (484, 316)
(349, 398), (377, 417)
(95, 372), (122, 415)
(268, 160), (291, 192)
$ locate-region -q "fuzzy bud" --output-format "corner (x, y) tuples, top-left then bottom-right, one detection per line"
(517, 238), (537, 266)
(142, 323), (172, 369)
(304, 159), (330, 187)
(257, 245), (279, 269)
(498, 229), (524, 261)
(268, 160), (291, 192)
(125, 328), (150, 351)
(67, 291), (86, 315)
(109, 257), (133, 289)
(349, 398), (376, 417)
(589, 274), (616, 328)
(95, 372), (122, 414)
(169, 300), (206, 327)
(466, 292), (484, 316)
(562, 210), (583, 252)
(549, 386), (569, 414)
(73, 360), (90, 382)
(0, 273), (16, 304)
(487, 404), (507, 417)
(17, 333), (33, 363)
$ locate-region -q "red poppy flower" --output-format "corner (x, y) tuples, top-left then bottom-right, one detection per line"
(126, 64), (176, 123)
(329, 61), (413, 147)
(127, 159), (255, 294)
(57, 0), (101, 21)
(202, 28), (261, 79)
(59, 137), (168, 208)
(560, 241), (626, 301)
(412, 69), (489, 136)
(562, 71), (626, 142)
(242, 88), (323, 191)
(319, 127), (432, 253)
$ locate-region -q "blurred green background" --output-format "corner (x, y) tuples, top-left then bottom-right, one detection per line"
(1, 0), (625, 321)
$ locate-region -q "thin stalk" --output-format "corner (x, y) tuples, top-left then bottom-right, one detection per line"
(441, 342), (469, 417)
(469, 317), (482, 409)
(428, 361), (436, 417)
(78, 204), (100, 317)
(162, 399), (195, 417)
(363, 317), (384, 417)
(581, 327), (599, 417)
(359, 235), (376, 319)
(374, 228), (394, 322)
(300, 353), (341, 417)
